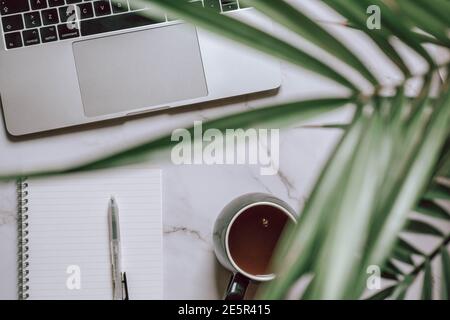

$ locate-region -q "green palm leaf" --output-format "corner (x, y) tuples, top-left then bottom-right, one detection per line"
(423, 184), (450, 201)
(367, 285), (396, 300)
(395, 0), (450, 47)
(243, 0), (379, 86)
(262, 108), (370, 299)
(441, 247), (450, 300)
(390, 275), (413, 300)
(0, 98), (350, 180)
(384, 260), (404, 278)
(421, 259), (433, 300)
(320, 0), (411, 76)
(415, 200), (450, 221)
(144, 0), (358, 91)
(396, 237), (424, 257)
(364, 82), (450, 268)
(357, 0), (436, 67)
(415, 0), (450, 28)
(404, 219), (444, 237)
(392, 247), (415, 266)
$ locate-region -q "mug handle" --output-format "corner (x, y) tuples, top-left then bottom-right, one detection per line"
(224, 273), (250, 300)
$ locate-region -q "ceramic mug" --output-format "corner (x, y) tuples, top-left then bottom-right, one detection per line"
(213, 193), (297, 300)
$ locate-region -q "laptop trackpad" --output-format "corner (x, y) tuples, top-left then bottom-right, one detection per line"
(73, 24), (208, 117)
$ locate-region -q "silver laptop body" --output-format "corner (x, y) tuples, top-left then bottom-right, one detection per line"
(0, 0), (280, 136)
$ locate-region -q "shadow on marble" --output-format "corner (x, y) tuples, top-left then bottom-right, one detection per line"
(2, 88), (279, 142)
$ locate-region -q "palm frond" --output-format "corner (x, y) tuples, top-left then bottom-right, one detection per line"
(421, 259), (433, 300)
(390, 275), (414, 300)
(244, 0), (379, 86)
(144, 0), (359, 91)
(424, 183), (450, 201)
(366, 159), (450, 300)
(367, 284), (397, 300)
(0, 0), (449, 300)
(441, 247), (450, 300)
(416, 200), (450, 220)
(0, 98), (350, 180)
(404, 219), (444, 237)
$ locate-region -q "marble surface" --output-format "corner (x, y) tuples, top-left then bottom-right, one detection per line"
(0, 84), (350, 300)
(0, 0), (448, 299)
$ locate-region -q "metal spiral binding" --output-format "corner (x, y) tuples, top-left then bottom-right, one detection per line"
(17, 178), (29, 300)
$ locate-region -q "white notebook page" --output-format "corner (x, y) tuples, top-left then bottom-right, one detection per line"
(25, 166), (162, 300)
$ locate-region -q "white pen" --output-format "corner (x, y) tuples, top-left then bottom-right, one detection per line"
(108, 196), (128, 300)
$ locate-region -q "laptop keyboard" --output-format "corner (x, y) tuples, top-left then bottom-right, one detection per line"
(1, 0), (244, 50)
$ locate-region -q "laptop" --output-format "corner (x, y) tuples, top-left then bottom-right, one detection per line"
(0, 0), (281, 136)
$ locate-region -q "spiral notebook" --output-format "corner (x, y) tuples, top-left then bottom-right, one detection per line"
(17, 166), (163, 300)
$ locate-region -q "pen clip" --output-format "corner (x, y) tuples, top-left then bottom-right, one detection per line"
(122, 272), (129, 300)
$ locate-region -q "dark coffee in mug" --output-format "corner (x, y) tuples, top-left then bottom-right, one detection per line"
(227, 204), (293, 276)
(214, 193), (297, 299)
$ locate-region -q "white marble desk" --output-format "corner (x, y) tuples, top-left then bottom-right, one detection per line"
(0, 0), (443, 299)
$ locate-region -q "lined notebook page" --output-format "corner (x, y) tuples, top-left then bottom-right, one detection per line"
(25, 166), (162, 300)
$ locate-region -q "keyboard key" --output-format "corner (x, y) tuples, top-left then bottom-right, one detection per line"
(93, 1), (111, 16)
(81, 11), (165, 36)
(0, 0), (29, 16)
(59, 5), (78, 23)
(24, 12), (42, 28)
(2, 14), (24, 32)
(40, 25), (57, 42)
(41, 8), (59, 25)
(77, 3), (94, 20)
(3, 0), (235, 49)
(221, 0), (238, 12)
(48, 0), (64, 7)
(57, 22), (80, 40)
(22, 28), (40, 46)
(30, 0), (47, 10)
(111, 0), (128, 13)
(4, 31), (22, 49)
(204, 0), (221, 12)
